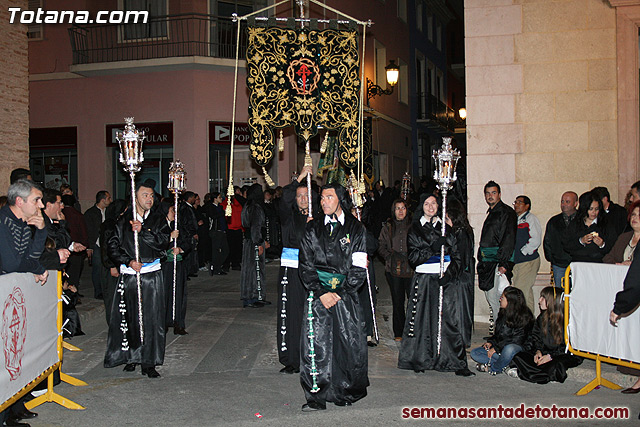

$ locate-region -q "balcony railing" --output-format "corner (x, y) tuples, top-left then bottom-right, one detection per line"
(416, 92), (463, 132)
(68, 13), (247, 65)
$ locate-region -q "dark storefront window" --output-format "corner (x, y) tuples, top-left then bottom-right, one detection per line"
(29, 127), (78, 193)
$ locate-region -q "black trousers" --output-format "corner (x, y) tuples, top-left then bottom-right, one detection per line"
(210, 231), (230, 272)
(385, 272), (412, 338)
(66, 252), (85, 288)
(225, 229), (243, 269)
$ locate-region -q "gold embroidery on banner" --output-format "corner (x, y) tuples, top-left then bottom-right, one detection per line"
(246, 26), (360, 168)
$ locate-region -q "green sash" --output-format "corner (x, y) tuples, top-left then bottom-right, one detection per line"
(479, 246), (514, 263)
(166, 248), (183, 262)
(317, 270), (346, 291)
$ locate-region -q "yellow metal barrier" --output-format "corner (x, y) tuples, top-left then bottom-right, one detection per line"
(563, 266), (639, 395)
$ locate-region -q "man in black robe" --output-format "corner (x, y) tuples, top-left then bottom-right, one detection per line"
(299, 183), (369, 411)
(476, 181), (517, 327)
(277, 166), (318, 374)
(105, 182), (171, 378)
(240, 184), (269, 307)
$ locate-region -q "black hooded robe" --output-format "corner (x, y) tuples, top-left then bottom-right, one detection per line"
(398, 217), (467, 372)
(276, 180), (316, 370)
(299, 212), (369, 406)
(240, 185), (267, 305)
(104, 209), (171, 368)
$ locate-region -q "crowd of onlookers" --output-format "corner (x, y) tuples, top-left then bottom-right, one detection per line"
(2, 168), (640, 424)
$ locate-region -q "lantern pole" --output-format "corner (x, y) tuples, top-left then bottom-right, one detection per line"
(117, 117), (146, 344)
(167, 161), (187, 324)
(432, 136), (460, 355)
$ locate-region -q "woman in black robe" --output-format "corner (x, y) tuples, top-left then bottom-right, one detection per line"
(398, 193), (470, 375)
(240, 184), (269, 307)
(446, 200), (475, 352)
(510, 286), (582, 383)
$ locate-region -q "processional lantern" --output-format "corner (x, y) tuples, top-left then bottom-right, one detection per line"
(432, 136), (460, 355)
(167, 161), (187, 324)
(116, 117), (146, 344)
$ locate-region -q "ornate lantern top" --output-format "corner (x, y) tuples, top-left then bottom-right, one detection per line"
(432, 137), (460, 191)
(167, 160), (187, 193)
(117, 117), (145, 173)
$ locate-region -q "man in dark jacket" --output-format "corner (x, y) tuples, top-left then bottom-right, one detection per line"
(61, 194), (88, 291)
(543, 191), (577, 288)
(84, 190), (112, 299)
(592, 186), (628, 242)
(477, 181), (517, 325)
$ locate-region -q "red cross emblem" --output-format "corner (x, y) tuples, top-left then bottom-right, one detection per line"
(2, 287), (27, 381)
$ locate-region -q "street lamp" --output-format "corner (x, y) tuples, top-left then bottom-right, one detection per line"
(366, 60), (400, 106)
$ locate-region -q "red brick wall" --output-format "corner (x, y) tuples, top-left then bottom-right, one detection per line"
(0, 0), (29, 193)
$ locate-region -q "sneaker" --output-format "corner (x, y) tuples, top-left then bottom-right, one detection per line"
(504, 367), (519, 378)
(475, 363), (489, 373)
(489, 370), (499, 376)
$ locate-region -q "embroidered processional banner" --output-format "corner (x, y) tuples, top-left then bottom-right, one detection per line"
(246, 26), (360, 169)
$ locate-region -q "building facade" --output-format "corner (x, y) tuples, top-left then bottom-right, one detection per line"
(27, 0), (411, 207)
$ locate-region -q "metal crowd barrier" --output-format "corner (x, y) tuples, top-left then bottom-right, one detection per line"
(0, 271), (87, 412)
(564, 264), (640, 395)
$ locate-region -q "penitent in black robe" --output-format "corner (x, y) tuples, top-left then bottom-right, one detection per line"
(276, 181), (317, 370)
(398, 217), (467, 372)
(104, 209), (170, 368)
(299, 212), (369, 405)
(240, 201), (266, 305)
(162, 216), (194, 330)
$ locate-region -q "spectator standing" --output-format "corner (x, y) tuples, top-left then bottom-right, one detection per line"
(180, 191), (200, 277)
(60, 183), (82, 212)
(562, 191), (614, 264)
(0, 178), (47, 426)
(222, 186), (245, 271)
(476, 181), (517, 328)
(39, 189), (71, 272)
(543, 191), (578, 288)
(378, 199), (413, 340)
(511, 195), (542, 313)
(61, 194), (88, 292)
(629, 181), (640, 204)
(206, 192), (229, 275)
(84, 191), (112, 299)
(592, 186), (628, 242)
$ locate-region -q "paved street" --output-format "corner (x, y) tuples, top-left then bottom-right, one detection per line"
(27, 261), (640, 426)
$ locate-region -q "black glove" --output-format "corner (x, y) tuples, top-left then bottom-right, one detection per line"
(438, 274), (449, 286)
(432, 236), (446, 250)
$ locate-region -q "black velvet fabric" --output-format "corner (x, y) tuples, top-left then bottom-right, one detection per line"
(299, 211), (369, 405)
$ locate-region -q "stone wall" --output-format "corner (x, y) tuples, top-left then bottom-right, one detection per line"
(465, 0), (618, 275)
(0, 0), (29, 192)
